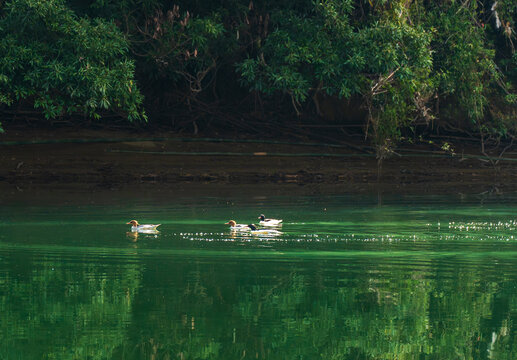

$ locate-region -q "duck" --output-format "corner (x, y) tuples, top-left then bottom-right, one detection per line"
(258, 214), (283, 227)
(126, 220), (161, 233)
(247, 224), (283, 236)
(226, 220), (253, 231)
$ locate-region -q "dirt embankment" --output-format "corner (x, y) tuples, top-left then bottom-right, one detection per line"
(0, 128), (516, 194)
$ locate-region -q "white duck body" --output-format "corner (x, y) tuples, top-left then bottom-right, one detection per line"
(132, 225), (161, 233)
(127, 220), (161, 233)
(226, 220), (253, 231)
(258, 214), (283, 227)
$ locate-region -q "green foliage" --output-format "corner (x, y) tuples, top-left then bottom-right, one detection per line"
(2, 0), (517, 154)
(0, 0), (145, 129)
(237, 0), (433, 157)
(88, 0), (226, 100)
(235, 0), (517, 156)
(356, 18), (433, 157)
(135, 8), (224, 84)
(429, 2), (495, 123)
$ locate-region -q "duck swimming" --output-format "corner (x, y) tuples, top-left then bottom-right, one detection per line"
(126, 220), (161, 233)
(258, 214), (283, 227)
(226, 220), (253, 231)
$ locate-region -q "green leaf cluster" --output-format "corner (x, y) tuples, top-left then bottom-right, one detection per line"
(0, 0), (145, 131)
(2, 0), (517, 155)
(237, 0), (434, 156)
(235, 0), (514, 156)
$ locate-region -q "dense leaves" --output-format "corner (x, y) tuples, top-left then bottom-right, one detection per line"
(1, 0), (517, 156)
(0, 0), (145, 132)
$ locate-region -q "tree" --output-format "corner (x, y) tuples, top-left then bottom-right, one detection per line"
(0, 0), (145, 132)
(237, 0), (433, 158)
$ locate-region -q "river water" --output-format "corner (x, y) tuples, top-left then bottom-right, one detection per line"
(1, 185), (517, 359)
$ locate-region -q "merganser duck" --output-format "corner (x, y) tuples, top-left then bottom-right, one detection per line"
(258, 214), (283, 227)
(247, 224), (283, 236)
(126, 220), (161, 233)
(226, 220), (253, 231)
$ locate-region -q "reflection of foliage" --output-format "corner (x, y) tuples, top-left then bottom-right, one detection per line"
(111, 258), (517, 359)
(0, 251), (142, 359)
(4, 252), (517, 358)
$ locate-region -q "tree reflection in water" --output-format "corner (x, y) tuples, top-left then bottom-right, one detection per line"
(1, 250), (510, 359)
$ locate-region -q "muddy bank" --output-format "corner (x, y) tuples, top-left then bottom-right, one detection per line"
(0, 128), (516, 194)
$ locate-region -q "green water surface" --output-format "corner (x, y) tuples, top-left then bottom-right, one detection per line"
(1, 188), (517, 359)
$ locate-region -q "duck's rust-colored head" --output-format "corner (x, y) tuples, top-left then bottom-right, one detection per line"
(225, 220), (237, 227)
(126, 220), (139, 226)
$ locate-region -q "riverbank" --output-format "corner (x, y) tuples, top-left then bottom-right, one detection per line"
(1, 127), (516, 195)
